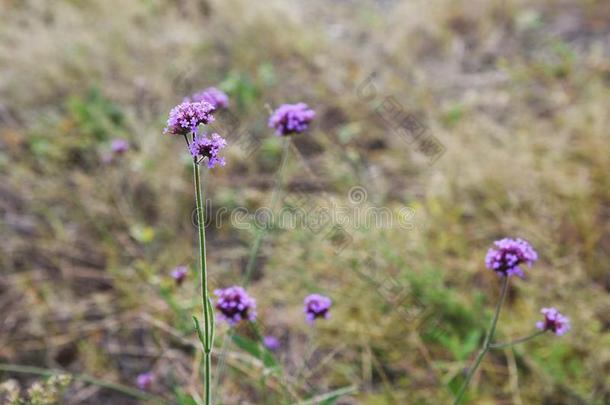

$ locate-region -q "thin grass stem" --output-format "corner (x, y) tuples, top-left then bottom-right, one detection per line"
(452, 276), (510, 405)
(490, 330), (546, 349)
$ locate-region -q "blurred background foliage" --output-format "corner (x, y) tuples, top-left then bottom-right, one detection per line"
(1, 0), (609, 403)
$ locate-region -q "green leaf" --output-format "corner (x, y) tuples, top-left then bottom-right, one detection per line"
(231, 334), (278, 369)
(205, 297), (215, 353)
(231, 334), (261, 358)
(174, 390), (200, 405)
(193, 316), (205, 347)
(297, 385), (357, 405)
(461, 329), (483, 360)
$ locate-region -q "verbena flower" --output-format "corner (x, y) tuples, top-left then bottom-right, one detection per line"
(536, 307), (571, 336)
(111, 138), (129, 154)
(485, 238), (538, 277)
(164, 101), (215, 136)
(188, 87), (229, 109)
(189, 133), (227, 168)
(170, 266), (188, 285)
(268, 103), (315, 136)
(136, 372), (153, 390)
(263, 336), (280, 351)
(214, 286), (257, 326)
(304, 293), (332, 324)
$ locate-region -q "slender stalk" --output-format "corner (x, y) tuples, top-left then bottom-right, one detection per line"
(490, 330), (546, 349)
(204, 353), (211, 403)
(453, 276), (510, 405)
(0, 363), (167, 404)
(193, 159), (213, 405)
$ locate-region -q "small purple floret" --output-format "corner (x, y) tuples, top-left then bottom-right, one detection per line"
(536, 307), (571, 336)
(189, 133), (227, 168)
(214, 286), (257, 326)
(268, 103), (315, 136)
(111, 138), (129, 154)
(188, 87), (229, 109)
(304, 293), (332, 324)
(164, 101), (215, 136)
(170, 266), (188, 285)
(136, 372), (153, 390)
(485, 238), (538, 277)
(263, 336), (280, 351)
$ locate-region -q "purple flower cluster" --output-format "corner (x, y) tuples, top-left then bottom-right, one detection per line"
(268, 103), (315, 136)
(214, 286), (257, 326)
(536, 307), (571, 336)
(263, 335), (280, 351)
(111, 138), (129, 154)
(303, 294), (332, 324)
(164, 101), (215, 136)
(212, 286), (332, 328)
(189, 133), (227, 168)
(170, 266), (188, 285)
(188, 87), (229, 110)
(485, 238), (538, 277)
(136, 372), (153, 390)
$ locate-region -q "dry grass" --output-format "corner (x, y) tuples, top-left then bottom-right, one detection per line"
(1, 0), (609, 403)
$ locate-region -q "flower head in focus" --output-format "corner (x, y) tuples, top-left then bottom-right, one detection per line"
(268, 103), (315, 136)
(304, 293), (332, 324)
(164, 101), (215, 136)
(536, 307), (571, 336)
(170, 266), (188, 285)
(188, 87), (229, 110)
(214, 286), (257, 326)
(485, 238), (538, 277)
(189, 133), (227, 168)
(136, 372), (153, 390)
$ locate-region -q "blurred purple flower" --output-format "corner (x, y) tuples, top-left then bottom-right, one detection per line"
(268, 103), (315, 136)
(189, 133), (227, 168)
(171, 266), (188, 285)
(111, 138), (129, 154)
(485, 238), (538, 277)
(164, 101), (215, 136)
(136, 372), (153, 390)
(214, 286), (257, 326)
(263, 336), (280, 351)
(536, 307), (571, 336)
(188, 87), (229, 109)
(304, 293), (332, 324)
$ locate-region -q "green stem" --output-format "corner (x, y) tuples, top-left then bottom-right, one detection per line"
(193, 159), (213, 405)
(0, 363), (167, 404)
(490, 330), (546, 349)
(204, 353), (212, 403)
(453, 276), (509, 405)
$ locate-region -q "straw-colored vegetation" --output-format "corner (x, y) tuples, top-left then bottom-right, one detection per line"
(1, 0), (609, 403)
